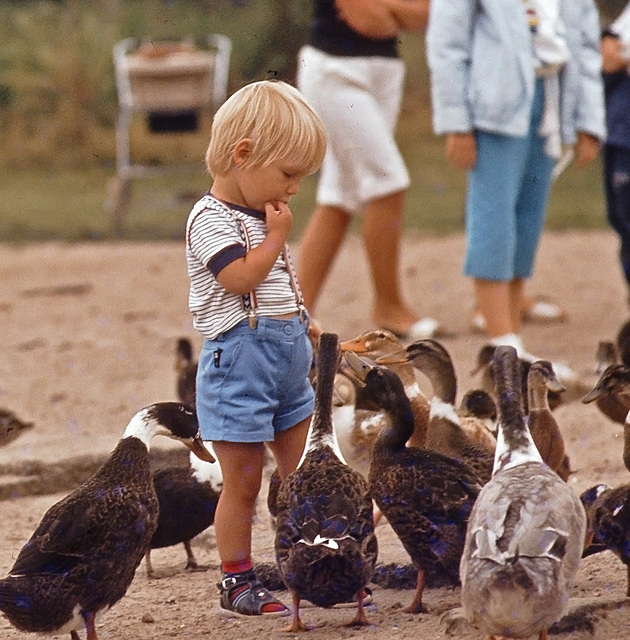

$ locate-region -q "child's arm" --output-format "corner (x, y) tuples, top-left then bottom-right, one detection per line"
(216, 202), (292, 295)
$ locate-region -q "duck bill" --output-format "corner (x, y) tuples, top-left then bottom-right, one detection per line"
(374, 348), (409, 366)
(339, 337), (368, 353)
(581, 387), (602, 404)
(546, 377), (566, 394)
(186, 434), (216, 463)
(343, 351), (374, 384)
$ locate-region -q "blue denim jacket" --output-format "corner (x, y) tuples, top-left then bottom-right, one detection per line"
(426, 0), (606, 144)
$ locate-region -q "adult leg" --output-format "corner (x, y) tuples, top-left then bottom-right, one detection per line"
(364, 190), (424, 333)
(296, 205), (351, 313)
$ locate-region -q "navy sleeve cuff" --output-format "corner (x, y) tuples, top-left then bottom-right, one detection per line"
(208, 243), (246, 277)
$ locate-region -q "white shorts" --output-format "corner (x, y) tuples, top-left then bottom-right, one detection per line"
(297, 45), (410, 215)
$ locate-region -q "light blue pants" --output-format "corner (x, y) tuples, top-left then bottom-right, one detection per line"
(464, 79), (556, 281)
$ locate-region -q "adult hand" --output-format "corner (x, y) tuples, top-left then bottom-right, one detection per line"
(574, 132), (600, 168)
(445, 133), (477, 171)
(335, 0), (399, 39)
(602, 35), (628, 74)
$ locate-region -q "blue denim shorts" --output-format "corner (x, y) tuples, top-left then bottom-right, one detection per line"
(195, 316), (314, 443)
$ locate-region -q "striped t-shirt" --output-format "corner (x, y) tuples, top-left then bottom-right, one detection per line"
(186, 194), (300, 340)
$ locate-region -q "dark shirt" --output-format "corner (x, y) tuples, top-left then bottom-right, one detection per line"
(602, 32), (630, 151)
(308, 0), (399, 58)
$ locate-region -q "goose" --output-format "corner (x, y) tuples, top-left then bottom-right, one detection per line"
(344, 351), (481, 614)
(580, 483), (630, 596)
(175, 337), (197, 407)
(582, 364), (630, 472)
(0, 402), (214, 640)
(146, 446), (222, 578)
(274, 333), (377, 632)
(459, 345), (586, 640)
(377, 339), (495, 485)
(526, 360), (570, 479)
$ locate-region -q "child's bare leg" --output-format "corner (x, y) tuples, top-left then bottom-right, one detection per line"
(212, 441), (265, 566)
(267, 416), (311, 479)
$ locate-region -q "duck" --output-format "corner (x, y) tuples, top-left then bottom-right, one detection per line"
(458, 388), (498, 446)
(459, 345), (586, 640)
(377, 339), (495, 485)
(526, 360), (570, 480)
(616, 317), (630, 366)
(582, 364), (630, 472)
(339, 328), (430, 447)
(472, 343), (565, 412)
(586, 343), (630, 425)
(274, 333), (377, 632)
(175, 337), (197, 407)
(0, 402), (214, 639)
(580, 483), (630, 596)
(0, 407), (34, 445)
(344, 350), (482, 614)
(146, 446), (222, 578)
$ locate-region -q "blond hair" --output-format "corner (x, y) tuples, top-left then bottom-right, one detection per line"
(205, 80), (326, 177)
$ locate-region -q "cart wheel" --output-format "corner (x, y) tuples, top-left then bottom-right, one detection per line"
(105, 177), (132, 237)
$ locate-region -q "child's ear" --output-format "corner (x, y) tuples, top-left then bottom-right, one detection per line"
(233, 138), (253, 168)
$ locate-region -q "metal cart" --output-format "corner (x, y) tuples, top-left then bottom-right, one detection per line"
(106, 34), (231, 235)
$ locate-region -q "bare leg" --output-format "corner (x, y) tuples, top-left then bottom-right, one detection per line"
(267, 416), (311, 480)
(363, 190), (420, 333)
(296, 204), (351, 314)
(474, 278), (514, 339)
(212, 441), (265, 566)
(403, 569), (427, 613)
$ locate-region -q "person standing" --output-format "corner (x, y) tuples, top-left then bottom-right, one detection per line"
(426, 0), (606, 375)
(296, 0), (440, 340)
(601, 2), (630, 303)
(186, 80), (326, 617)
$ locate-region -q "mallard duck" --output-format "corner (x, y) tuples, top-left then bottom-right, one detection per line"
(586, 343), (630, 424)
(582, 364), (630, 472)
(0, 407), (34, 445)
(377, 339), (495, 485)
(146, 447), (222, 578)
(274, 333), (377, 632)
(458, 389), (498, 447)
(472, 344), (565, 412)
(175, 337), (197, 407)
(0, 402), (214, 639)
(345, 351), (482, 614)
(526, 360), (569, 479)
(460, 345), (586, 640)
(580, 483), (630, 596)
(339, 328), (430, 447)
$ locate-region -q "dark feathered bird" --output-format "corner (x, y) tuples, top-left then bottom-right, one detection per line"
(146, 448), (222, 578)
(377, 339), (495, 485)
(581, 483), (630, 596)
(175, 337), (197, 407)
(345, 350), (482, 614)
(0, 402), (214, 640)
(275, 333), (377, 632)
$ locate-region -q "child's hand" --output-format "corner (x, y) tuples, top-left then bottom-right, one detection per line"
(265, 202), (293, 243)
(574, 132), (600, 168)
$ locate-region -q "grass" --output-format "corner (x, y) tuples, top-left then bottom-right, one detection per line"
(0, 10), (609, 243)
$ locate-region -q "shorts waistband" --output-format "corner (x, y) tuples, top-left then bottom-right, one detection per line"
(221, 314), (307, 339)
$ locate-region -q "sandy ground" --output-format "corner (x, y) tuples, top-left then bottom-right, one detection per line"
(2, 230), (630, 639)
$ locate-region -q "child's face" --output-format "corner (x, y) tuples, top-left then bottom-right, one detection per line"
(235, 159), (308, 212)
